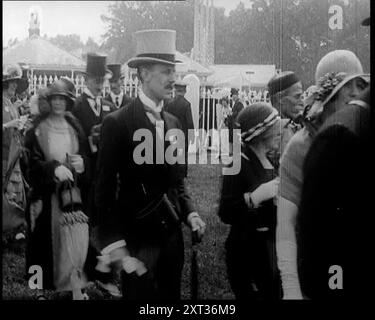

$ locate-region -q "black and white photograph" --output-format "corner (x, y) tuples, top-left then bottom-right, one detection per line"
(2, 0), (371, 306)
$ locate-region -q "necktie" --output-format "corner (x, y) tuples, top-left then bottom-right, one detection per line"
(144, 104), (162, 124)
(116, 96), (119, 108)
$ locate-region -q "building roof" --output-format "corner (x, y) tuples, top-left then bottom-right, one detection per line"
(207, 64), (276, 88)
(175, 51), (213, 76)
(3, 35), (85, 71)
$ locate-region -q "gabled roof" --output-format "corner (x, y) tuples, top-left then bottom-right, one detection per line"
(207, 64), (276, 88)
(3, 35), (85, 71)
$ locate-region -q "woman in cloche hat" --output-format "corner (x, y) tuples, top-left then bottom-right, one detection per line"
(276, 49), (369, 300)
(24, 79), (90, 300)
(218, 102), (282, 300)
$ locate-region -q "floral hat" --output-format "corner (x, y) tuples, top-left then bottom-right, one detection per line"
(305, 50), (370, 119)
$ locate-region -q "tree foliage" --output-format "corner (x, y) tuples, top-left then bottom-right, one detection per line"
(100, 0), (369, 85)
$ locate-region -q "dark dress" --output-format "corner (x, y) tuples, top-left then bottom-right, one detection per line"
(218, 146), (281, 300)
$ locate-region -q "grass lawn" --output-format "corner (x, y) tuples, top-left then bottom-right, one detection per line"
(2, 161), (234, 300)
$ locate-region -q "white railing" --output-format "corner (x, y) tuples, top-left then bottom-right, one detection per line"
(197, 86), (270, 152)
(27, 74), (141, 98)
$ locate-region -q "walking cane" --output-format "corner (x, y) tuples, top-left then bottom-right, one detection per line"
(191, 230), (200, 300)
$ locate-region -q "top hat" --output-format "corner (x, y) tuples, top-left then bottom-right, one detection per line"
(84, 53), (112, 79)
(267, 71), (300, 96)
(107, 64), (123, 82)
(127, 29), (181, 68)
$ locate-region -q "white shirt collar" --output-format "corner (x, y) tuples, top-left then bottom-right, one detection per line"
(138, 89), (164, 113)
(83, 87), (97, 99)
(110, 91), (123, 100)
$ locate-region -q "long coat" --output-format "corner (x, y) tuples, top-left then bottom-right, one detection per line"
(297, 92), (370, 300)
(218, 146), (281, 300)
(95, 97), (196, 300)
(24, 113), (90, 290)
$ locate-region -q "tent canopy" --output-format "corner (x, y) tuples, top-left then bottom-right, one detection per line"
(207, 64), (276, 88)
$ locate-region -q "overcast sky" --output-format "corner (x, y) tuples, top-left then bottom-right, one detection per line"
(3, 1), (253, 46)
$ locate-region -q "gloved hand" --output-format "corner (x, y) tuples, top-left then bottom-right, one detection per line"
(68, 154), (84, 173)
(250, 178), (279, 207)
(54, 165), (73, 182)
(187, 213), (206, 242)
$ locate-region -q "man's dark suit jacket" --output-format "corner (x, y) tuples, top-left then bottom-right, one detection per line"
(72, 92), (116, 223)
(104, 91), (132, 109)
(165, 95), (195, 149)
(95, 97), (196, 249)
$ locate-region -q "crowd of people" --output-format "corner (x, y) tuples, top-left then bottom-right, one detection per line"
(2, 19), (371, 301)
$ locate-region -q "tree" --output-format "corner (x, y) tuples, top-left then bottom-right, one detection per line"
(49, 34), (84, 53)
(100, 0), (370, 86)
(101, 1), (194, 63)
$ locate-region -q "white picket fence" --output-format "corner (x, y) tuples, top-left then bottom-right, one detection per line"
(27, 74), (140, 98)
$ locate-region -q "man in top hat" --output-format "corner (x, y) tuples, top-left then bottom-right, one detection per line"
(164, 80), (194, 177)
(267, 71), (304, 156)
(94, 29), (206, 300)
(72, 53), (116, 219)
(229, 88), (244, 156)
(104, 64), (132, 109)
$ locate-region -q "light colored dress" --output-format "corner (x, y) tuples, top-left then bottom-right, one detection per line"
(35, 117), (88, 294)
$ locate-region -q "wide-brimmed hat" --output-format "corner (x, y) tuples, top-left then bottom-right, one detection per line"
(46, 79), (75, 109)
(3, 63), (22, 82)
(107, 64), (123, 82)
(306, 50), (369, 117)
(236, 102), (281, 144)
(127, 29), (182, 68)
(81, 53), (112, 79)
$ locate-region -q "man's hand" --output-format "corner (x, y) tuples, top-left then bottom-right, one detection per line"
(187, 213), (206, 242)
(108, 247), (131, 271)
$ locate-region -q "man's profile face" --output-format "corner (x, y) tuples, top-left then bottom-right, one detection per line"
(280, 81), (303, 120)
(143, 63), (175, 102)
(87, 75), (104, 97)
(110, 79), (122, 95)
